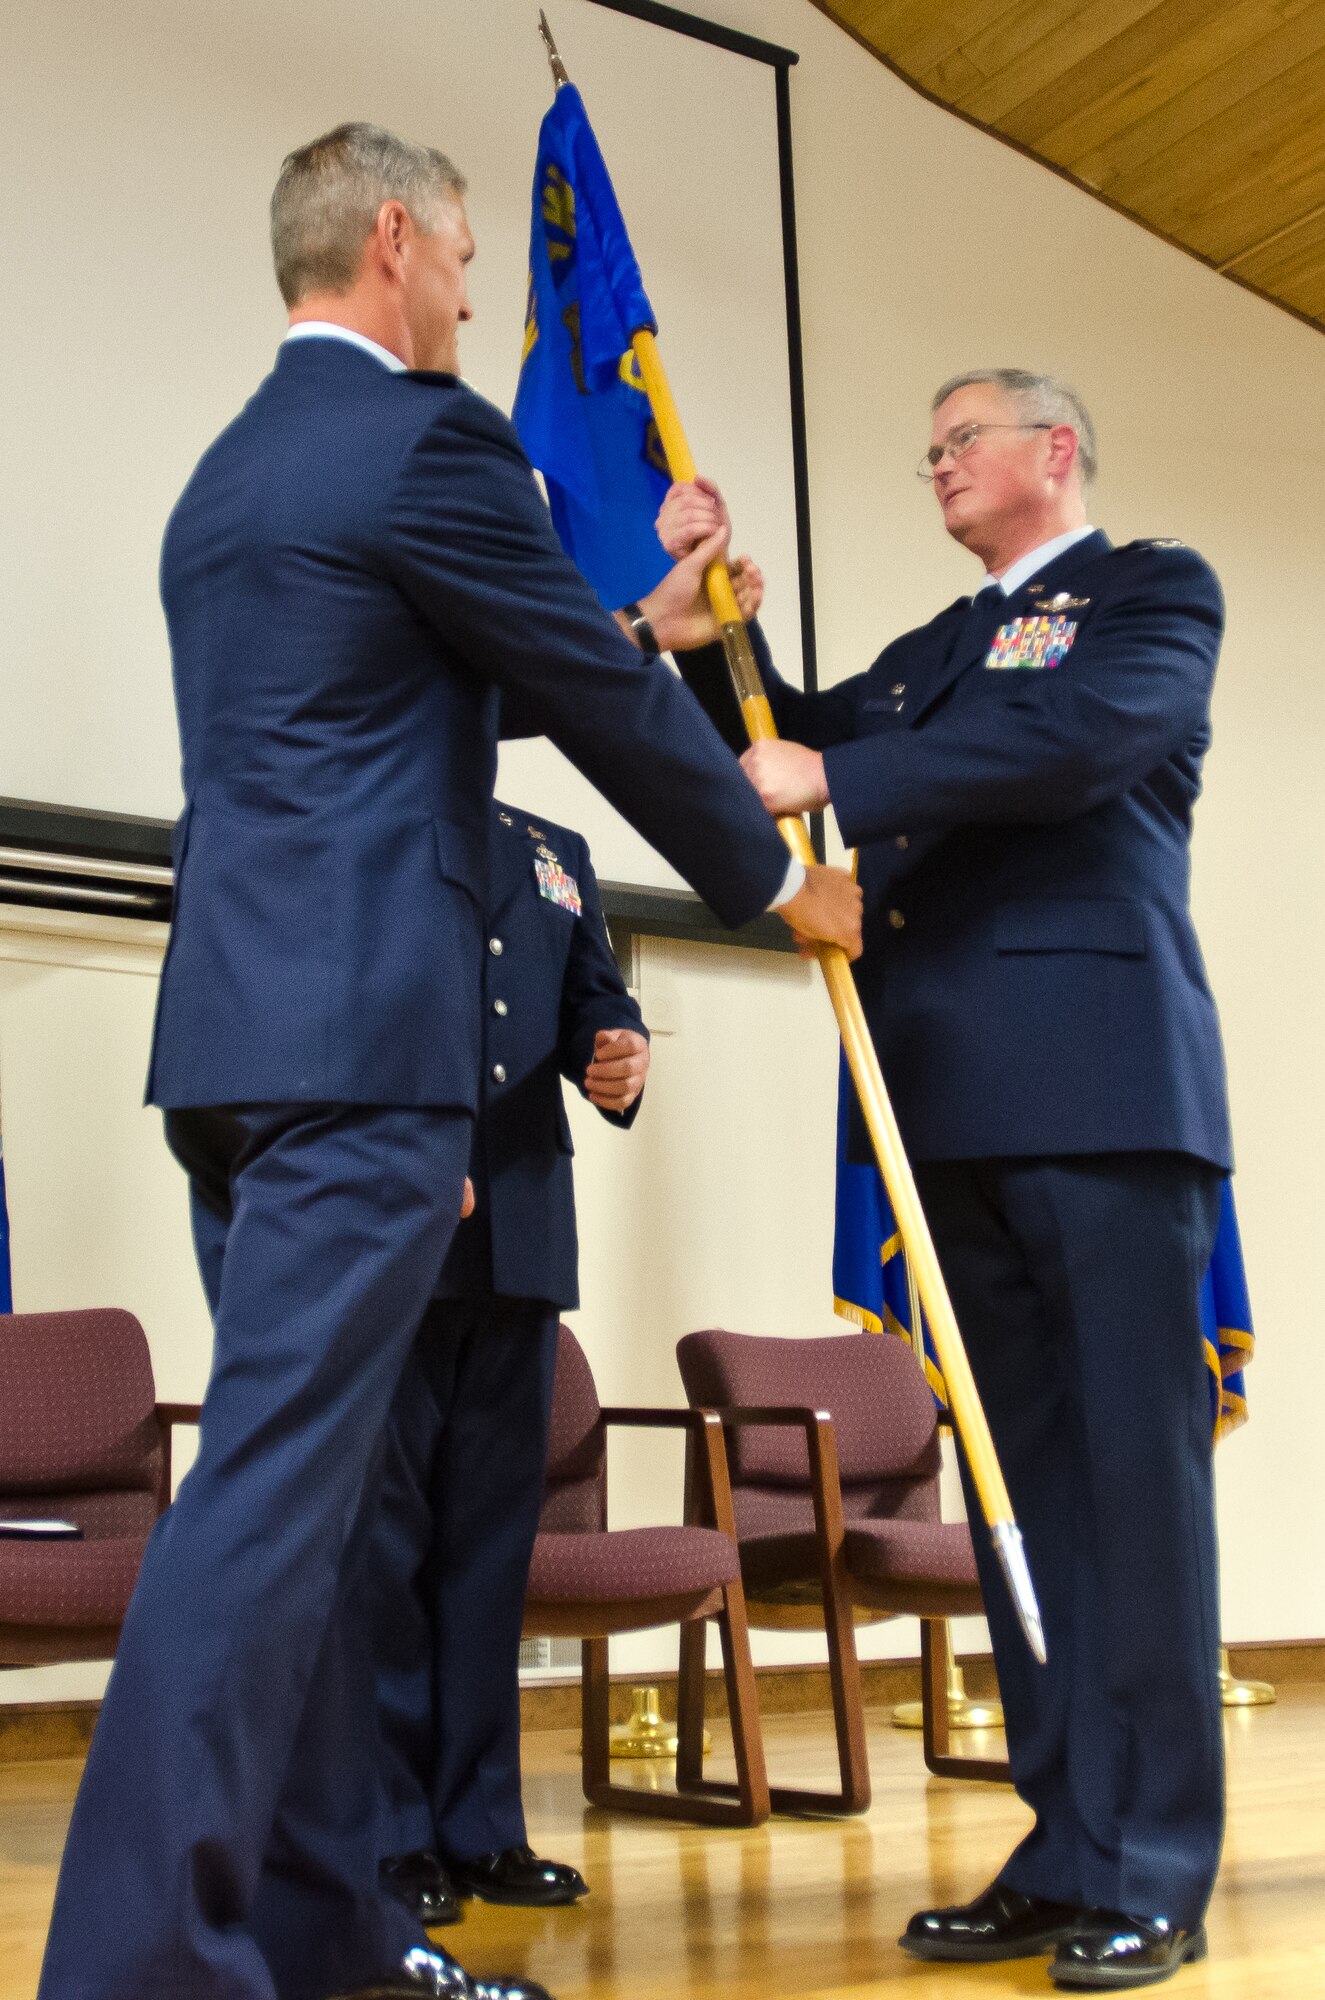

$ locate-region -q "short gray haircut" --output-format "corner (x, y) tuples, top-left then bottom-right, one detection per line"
(271, 121), (467, 307)
(932, 368), (1098, 486)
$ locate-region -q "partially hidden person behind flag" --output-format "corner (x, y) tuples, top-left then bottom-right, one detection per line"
(35, 121), (862, 2000)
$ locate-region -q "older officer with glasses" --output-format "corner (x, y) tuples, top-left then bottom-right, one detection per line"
(663, 367), (1232, 1992)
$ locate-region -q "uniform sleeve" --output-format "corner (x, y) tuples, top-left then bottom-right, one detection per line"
(557, 835), (648, 1131)
(384, 389), (787, 928)
(824, 548), (1224, 847)
(675, 622), (864, 754)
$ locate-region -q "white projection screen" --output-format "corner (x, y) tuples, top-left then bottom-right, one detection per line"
(1, 0), (813, 893)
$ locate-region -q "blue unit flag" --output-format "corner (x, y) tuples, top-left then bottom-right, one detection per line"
(831, 1053), (1254, 1440)
(831, 1052), (948, 1415)
(1201, 1176), (1254, 1439)
(0, 1111), (12, 1316)
(512, 83), (673, 610)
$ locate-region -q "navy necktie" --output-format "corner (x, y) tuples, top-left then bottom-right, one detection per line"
(950, 583), (1007, 665)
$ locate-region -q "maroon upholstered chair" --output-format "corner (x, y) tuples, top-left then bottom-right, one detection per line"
(675, 1328), (1009, 1813)
(522, 1324), (769, 1825)
(0, 1310), (200, 1667)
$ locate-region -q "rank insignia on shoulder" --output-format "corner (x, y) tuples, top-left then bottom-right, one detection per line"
(534, 854), (582, 914)
(985, 615), (1077, 671)
(1144, 538), (1185, 549)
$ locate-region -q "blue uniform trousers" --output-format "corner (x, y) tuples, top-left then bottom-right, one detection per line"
(38, 1102), (472, 2000)
(915, 1152), (1225, 1928)
(370, 1298), (558, 1863)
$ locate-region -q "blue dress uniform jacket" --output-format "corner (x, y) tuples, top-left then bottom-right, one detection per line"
(39, 342), (785, 2000)
(436, 804), (645, 1309)
(679, 528), (1233, 1931)
(148, 337), (786, 1110)
(679, 531), (1232, 1170)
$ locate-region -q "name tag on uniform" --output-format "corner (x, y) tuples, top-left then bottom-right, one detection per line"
(534, 855), (582, 914)
(985, 615), (1077, 671)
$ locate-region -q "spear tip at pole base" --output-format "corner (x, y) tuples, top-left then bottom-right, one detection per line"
(991, 1521), (1047, 1665)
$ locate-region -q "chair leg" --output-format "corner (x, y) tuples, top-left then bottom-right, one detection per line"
(674, 1614), (707, 1790)
(712, 1583), (770, 1823)
(920, 1617), (1011, 1784)
(809, 1563), (872, 1815)
(582, 1613), (769, 1827)
(580, 1636), (612, 1803)
(680, 1584), (870, 1819)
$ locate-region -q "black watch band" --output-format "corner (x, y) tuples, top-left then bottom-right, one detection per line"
(622, 601), (661, 657)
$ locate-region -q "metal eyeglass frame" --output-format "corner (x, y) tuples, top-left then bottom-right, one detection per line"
(918, 422), (1053, 480)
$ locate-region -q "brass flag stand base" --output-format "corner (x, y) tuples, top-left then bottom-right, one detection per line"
(1219, 1646), (1275, 1708)
(893, 1655), (1004, 1732)
(607, 1685), (711, 1759)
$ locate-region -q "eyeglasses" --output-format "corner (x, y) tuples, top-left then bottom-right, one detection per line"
(917, 422), (1052, 480)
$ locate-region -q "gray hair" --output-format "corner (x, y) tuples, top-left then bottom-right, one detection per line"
(271, 122), (467, 307)
(932, 368), (1098, 486)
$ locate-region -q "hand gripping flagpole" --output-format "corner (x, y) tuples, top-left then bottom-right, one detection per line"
(537, 16), (1045, 1664)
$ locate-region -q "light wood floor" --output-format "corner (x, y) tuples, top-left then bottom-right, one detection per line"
(3, 1689), (1323, 1998)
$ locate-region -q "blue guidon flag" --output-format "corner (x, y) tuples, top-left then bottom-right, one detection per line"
(0, 1102), (12, 1314)
(1201, 1177), (1254, 1439)
(512, 82), (673, 610)
(830, 1051), (949, 1417)
(831, 1052), (1254, 1441)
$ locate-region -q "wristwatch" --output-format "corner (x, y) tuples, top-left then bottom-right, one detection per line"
(622, 601), (661, 657)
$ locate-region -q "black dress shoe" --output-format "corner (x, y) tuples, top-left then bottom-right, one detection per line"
(333, 1942), (554, 1999)
(380, 1851), (461, 1926)
(900, 1882), (1087, 1962)
(448, 1846), (588, 1909)
(1050, 1914), (1207, 1988)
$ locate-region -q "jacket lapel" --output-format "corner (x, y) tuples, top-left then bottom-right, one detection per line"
(489, 811), (533, 921)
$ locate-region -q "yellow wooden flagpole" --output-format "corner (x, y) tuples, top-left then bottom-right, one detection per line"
(537, 17), (1043, 1663)
(630, 331), (1043, 1664)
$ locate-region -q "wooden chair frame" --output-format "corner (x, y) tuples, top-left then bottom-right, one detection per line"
(0, 1401), (201, 1670)
(524, 1405), (770, 1827)
(679, 1405), (1008, 1814)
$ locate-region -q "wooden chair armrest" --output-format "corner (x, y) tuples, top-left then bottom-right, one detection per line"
(597, 1407), (741, 1540)
(156, 1402), (202, 1429)
(686, 1404), (849, 1572)
(599, 1405), (715, 1432)
(154, 1402), (202, 1515)
(700, 1405), (833, 1428)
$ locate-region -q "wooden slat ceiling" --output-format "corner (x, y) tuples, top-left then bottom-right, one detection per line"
(812, 0), (1325, 333)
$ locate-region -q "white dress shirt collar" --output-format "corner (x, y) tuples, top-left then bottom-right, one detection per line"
(983, 525), (1096, 598)
(282, 321), (407, 373)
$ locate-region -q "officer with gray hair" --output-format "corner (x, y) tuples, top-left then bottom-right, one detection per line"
(665, 367), (1231, 1992)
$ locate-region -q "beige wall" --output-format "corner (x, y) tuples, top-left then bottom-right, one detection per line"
(3, 0), (1324, 1703)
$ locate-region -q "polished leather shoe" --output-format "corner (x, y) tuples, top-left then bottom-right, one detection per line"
(380, 1851), (460, 1926)
(900, 1882), (1086, 1961)
(448, 1845), (588, 1909)
(1051, 1914), (1207, 1988)
(333, 1942), (554, 1999)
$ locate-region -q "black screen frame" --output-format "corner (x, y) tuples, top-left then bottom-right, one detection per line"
(1, 0), (820, 943)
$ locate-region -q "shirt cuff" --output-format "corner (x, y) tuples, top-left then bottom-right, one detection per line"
(767, 858), (807, 910)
